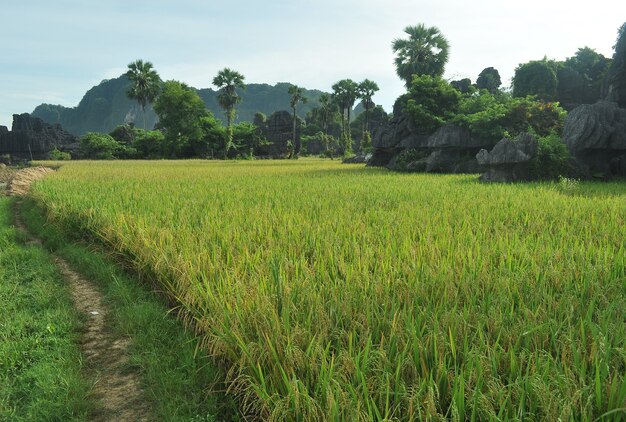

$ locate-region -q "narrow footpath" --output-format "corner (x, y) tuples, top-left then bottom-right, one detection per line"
(8, 167), (150, 421)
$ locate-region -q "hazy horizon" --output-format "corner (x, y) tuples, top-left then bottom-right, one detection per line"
(1, 0), (625, 128)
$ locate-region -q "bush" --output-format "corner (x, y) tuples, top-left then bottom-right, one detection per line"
(109, 124), (139, 145)
(555, 176), (580, 195)
(390, 148), (429, 172)
(361, 131), (373, 153)
(232, 122), (267, 157)
(528, 132), (572, 180)
(301, 132), (338, 157)
(402, 75), (461, 134)
(453, 91), (508, 140)
(133, 130), (165, 159)
(453, 92), (567, 142)
(79, 133), (128, 159)
(48, 148), (71, 161)
(339, 133), (353, 157)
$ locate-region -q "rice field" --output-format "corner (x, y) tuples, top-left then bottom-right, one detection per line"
(30, 159), (626, 421)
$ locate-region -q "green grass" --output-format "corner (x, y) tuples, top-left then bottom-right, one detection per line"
(30, 159), (626, 421)
(0, 197), (89, 421)
(19, 198), (239, 421)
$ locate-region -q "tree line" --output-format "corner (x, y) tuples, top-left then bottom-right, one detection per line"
(101, 61), (383, 160)
(71, 21), (625, 160)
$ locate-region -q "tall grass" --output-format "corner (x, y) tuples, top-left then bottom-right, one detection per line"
(31, 159), (626, 420)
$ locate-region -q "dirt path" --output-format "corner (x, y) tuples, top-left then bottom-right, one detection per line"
(8, 168), (150, 421)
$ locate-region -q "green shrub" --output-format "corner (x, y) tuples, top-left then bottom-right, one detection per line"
(133, 130), (165, 159)
(555, 176), (580, 195)
(109, 124), (139, 145)
(391, 148), (429, 171)
(361, 131), (373, 153)
(79, 133), (125, 159)
(48, 148), (71, 161)
(402, 75), (461, 134)
(528, 132), (572, 179)
(301, 132), (338, 157)
(453, 92), (567, 141)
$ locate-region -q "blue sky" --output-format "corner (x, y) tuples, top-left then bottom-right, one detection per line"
(1, 0), (625, 128)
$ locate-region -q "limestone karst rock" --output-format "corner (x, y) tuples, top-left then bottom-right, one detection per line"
(0, 114), (78, 160)
(561, 101), (626, 176)
(476, 133), (538, 182)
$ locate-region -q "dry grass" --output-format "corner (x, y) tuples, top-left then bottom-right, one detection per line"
(0, 167), (15, 183)
(7, 167), (54, 196)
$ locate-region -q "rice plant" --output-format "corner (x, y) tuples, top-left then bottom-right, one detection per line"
(31, 159), (626, 421)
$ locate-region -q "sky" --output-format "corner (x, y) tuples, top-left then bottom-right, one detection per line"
(1, 0), (625, 128)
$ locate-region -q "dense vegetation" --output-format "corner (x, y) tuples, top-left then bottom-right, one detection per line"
(31, 160), (626, 420)
(24, 21), (625, 174)
(511, 48), (613, 109)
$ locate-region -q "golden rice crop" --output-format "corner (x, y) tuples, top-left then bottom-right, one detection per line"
(31, 159), (626, 421)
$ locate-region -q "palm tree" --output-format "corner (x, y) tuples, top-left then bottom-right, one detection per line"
(126, 60), (162, 129)
(288, 85), (307, 157)
(317, 93), (334, 135)
(331, 79), (359, 154)
(392, 24), (450, 88)
(212, 68), (246, 157)
(357, 79), (379, 137)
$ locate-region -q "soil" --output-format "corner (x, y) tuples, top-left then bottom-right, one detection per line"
(7, 168), (150, 421)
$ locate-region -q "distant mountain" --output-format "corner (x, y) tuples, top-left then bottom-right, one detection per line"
(32, 75), (328, 136)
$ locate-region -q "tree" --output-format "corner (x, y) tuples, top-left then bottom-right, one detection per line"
(357, 79), (379, 139)
(154, 80), (216, 157)
(450, 78), (474, 94)
(315, 93), (339, 136)
(555, 65), (585, 109)
(607, 22), (626, 107)
(132, 130), (165, 159)
(331, 79), (359, 154)
(253, 112), (267, 129)
(476, 67), (502, 94)
(401, 75), (461, 134)
(392, 24), (450, 88)
(126, 60), (161, 130)
(453, 91), (566, 141)
(288, 85), (307, 156)
(350, 105), (388, 153)
(564, 47), (611, 104)
(231, 121), (268, 157)
(79, 133), (130, 159)
(213, 68), (246, 157)
(512, 59), (559, 101)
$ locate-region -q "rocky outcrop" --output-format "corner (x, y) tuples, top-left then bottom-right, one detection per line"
(426, 124), (487, 149)
(342, 153), (372, 164)
(370, 112), (425, 166)
(0, 114), (78, 160)
(562, 24), (626, 177)
(562, 101), (626, 177)
(372, 118), (493, 173)
(425, 150), (482, 173)
(476, 133), (538, 182)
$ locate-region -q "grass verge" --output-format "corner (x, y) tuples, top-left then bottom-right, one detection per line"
(19, 198), (239, 421)
(0, 196), (89, 421)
